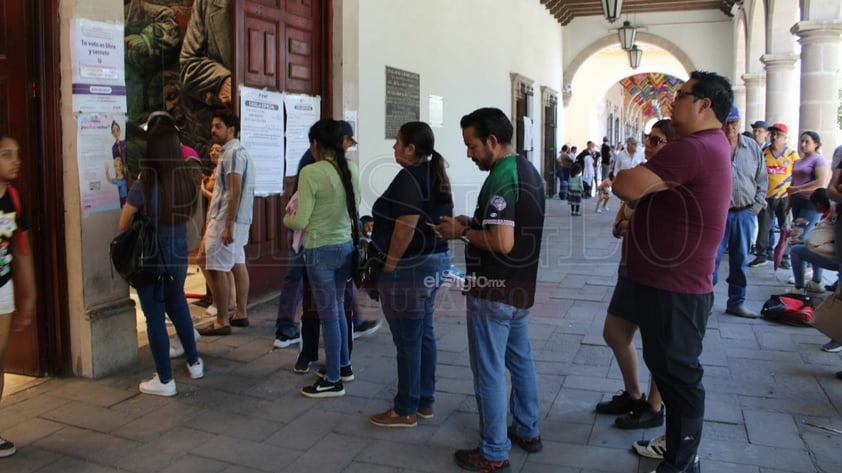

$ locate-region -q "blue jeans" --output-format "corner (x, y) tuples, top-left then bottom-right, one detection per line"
(465, 295), (540, 462)
(275, 234), (304, 334)
(136, 236), (198, 382)
(303, 241), (353, 383)
(379, 251), (450, 416)
(714, 208), (755, 308)
(791, 195), (819, 240)
(790, 244), (839, 288)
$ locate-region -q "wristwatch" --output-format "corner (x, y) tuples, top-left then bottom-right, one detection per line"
(460, 226), (470, 244)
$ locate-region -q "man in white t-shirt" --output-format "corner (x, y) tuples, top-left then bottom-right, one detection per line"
(612, 136), (645, 174)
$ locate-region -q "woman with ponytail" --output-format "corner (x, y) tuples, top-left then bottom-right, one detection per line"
(284, 119), (360, 398)
(368, 121), (452, 427)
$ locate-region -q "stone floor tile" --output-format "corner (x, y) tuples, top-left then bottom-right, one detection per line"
(39, 400), (139, 434)
(743, 409), (802, 448)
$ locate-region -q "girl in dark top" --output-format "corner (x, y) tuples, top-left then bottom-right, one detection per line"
(0, 133), (37, 458)
(369, 121), (452, 427)
(118, 125), (203, 397)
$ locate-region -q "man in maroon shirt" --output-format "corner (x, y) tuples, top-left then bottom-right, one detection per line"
(613, 71), (734, 473)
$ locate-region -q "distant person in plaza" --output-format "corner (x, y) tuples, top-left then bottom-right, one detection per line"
(594, 171), (613, 213)
(749, 122), (797, 269)
(284, 119), (360, 398)
(600, 136), (612, 180)
(0, 133), (37, 458)
(198, 109), (255, 335)
(119, 125), (203, 397)
(556, 144), (572, 200)
(613, 70), (735, 473)
(434, 107), (545, 472)
(612, 136), (644, 174)
(713, 105), (767, 319)
(598, 119), (678, 433)
(568, 163), (583, 216)
(368, 121), (452, 428)
(785, 130), (830, 241)
(750, 120), (769, 149)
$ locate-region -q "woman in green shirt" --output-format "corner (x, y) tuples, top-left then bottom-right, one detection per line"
(283, 119), (360, 398)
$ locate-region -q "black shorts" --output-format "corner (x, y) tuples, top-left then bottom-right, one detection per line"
(607, 265), (638, 324)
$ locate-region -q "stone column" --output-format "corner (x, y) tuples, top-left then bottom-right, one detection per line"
(791, 20), (842, 160)
(732, 84), (746, 127)
(760, 54), (800, 131)
(740, 74), (765, 126)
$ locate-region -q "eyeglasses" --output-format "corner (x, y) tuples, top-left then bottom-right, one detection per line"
(674, 89), (701, 102)
(647, 135), (667, 147)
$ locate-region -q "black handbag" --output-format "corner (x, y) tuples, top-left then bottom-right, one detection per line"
(360, 242), (386, 301)
(110, 212), (161, 287)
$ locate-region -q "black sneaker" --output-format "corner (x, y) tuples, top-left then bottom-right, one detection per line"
(614, 404), (665, 430)
(294, 355), (313, 374)
(780, 260), (792, 270)
(301, 378), (345, 398)
(595, 391), (646, 415)
(747, 256), (768, 267)
(507, 426), (543, 453)
(353, 319), (382, 339)
(0, 436), (16, 458)
(273, 327), (301, 348)
(454, 448), (511, 472)
(316, 365), (354, 382)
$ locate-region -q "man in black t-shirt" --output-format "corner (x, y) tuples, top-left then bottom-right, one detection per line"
(435, 108), (545, 472)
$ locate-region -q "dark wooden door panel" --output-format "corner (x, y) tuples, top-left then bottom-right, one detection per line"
(0, 0), (42, 376)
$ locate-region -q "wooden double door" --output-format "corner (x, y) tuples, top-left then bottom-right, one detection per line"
(0, 0), (329, 375)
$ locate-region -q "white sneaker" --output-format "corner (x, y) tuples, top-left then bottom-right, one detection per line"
(788, 269), (812, 285)
(806, 280), (826, 295)
(139, 374), (177, 397)
(633, 434), (666, 459)
(204, 305), (218, 317)
(169, 328), (201, 358)
(187, 357), (204, 379)
(169, 337), (184, 358)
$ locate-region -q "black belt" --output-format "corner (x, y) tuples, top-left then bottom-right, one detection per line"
(729, 205), (751, 212)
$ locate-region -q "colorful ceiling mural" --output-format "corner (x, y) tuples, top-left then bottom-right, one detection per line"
(619, 73), (684, 119)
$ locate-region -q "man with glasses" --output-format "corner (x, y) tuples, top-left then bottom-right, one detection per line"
(750, 123), (796, 268)
(612, 136), (644, 173)
(614, 71), (735, 473)
(714, 107), (767, 319)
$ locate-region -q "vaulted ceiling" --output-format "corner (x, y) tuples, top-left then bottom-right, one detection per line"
(541, 0), (741, 26)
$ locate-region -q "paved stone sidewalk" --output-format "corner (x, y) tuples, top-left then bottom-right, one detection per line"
(2, 198), (841, 472)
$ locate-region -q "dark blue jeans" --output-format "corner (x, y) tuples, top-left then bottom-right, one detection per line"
(275, 234), (304, 335)
(303, 241), (353, 383)
(791, 195), (820, 239)
(378, 251), (449, 416)
(136, 236), (199, 382)
(714, 208), (755, 308)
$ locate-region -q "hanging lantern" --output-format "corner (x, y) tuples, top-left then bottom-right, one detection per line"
(628, 44), (643, 69)
(601, 0), (624, 23)
(618, 21), (636, 50)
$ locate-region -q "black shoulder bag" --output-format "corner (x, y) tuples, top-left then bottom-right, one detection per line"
(110, 186), (164, 288)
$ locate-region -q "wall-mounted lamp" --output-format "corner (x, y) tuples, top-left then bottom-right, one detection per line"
(628, 44), (642, 69)
(618, 21), (636, 50)
(600, 0), (624, 23)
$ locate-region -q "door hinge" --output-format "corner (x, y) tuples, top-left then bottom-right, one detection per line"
(30, 81), (39, 99)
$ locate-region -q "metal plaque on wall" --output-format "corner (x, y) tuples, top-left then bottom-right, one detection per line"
(385, 66), (420, 139)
